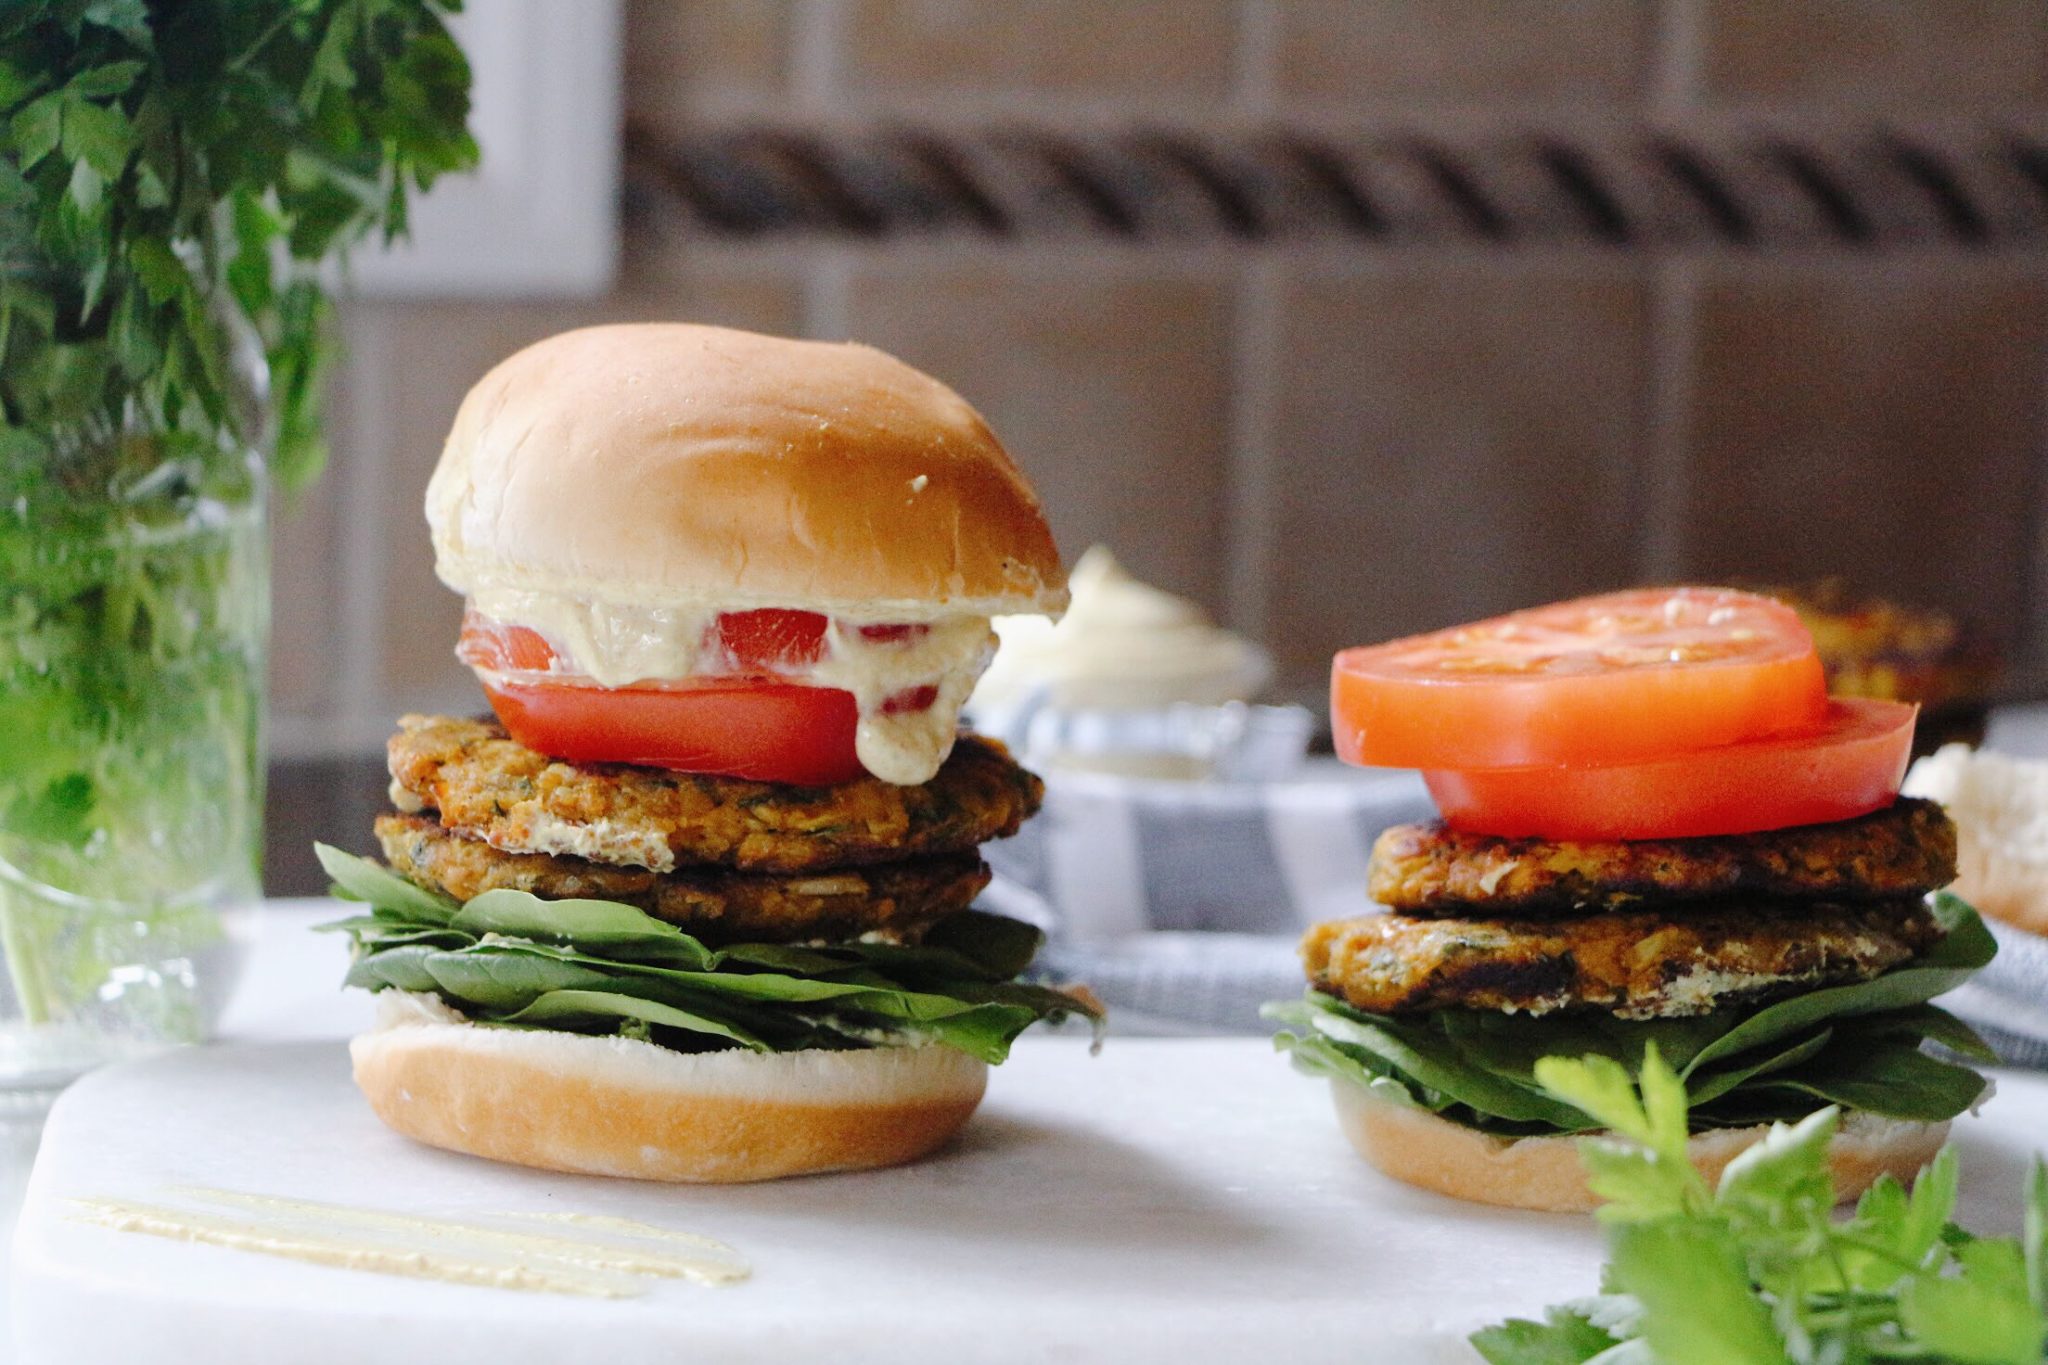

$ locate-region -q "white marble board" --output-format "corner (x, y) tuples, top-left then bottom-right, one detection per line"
(11, 1038), (2048, 1364)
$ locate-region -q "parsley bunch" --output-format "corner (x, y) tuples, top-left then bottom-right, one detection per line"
(1474, 1047), (2048, 1365)
(0, 0), (477, 495)
(0, 3), (472, 1036)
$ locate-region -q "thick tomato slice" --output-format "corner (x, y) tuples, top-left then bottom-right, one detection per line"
(455, 610), (935, 785)
(1332, 588), (1826, 771)
(1423, 698), (1916, 840)
(480, 675), (865, 786)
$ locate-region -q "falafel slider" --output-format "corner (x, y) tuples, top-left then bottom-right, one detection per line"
(1269, 590), (1997, 1212)
(320, 324), (1097, 1183)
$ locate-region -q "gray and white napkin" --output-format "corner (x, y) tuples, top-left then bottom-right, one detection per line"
(1945, 920), (2048, 1070)
(984, 761), (1433, 941)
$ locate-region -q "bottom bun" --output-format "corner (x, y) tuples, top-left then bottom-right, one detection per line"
(1330, 1082), (1948, 1212)
(350, 994), (987, 1182)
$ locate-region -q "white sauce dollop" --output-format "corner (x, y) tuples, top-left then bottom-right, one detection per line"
(971, 546), (1270, 712)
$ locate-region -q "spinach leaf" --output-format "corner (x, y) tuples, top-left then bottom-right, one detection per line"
(316, 845), (457, 925)
(317, 850), (1096, 1064)
(344, 944), (444, 995)
(1268, 897), (1997, 1140)
(1741, 1039), (1994, 1123)
(495, 990), (769, 1051)
(452, 889), (716, 965)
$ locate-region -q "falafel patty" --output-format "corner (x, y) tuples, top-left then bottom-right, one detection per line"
(375, 812), (989, 944)
(1302, 898), (1942, 1020)
(1369, 798), (1955, 918)
(386, 714), (1042, 875)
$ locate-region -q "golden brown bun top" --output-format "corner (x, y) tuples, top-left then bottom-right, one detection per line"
(426, 324), (1066, 617)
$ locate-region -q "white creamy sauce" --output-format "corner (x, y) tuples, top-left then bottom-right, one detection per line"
(67, 1188), (749, 1298)
(467, 588), (721, 689)
(971, 546), (1269, 713)
(464, 585), (998, 787)
(810, 616), (997, 785)
(517, 811), (678, 874)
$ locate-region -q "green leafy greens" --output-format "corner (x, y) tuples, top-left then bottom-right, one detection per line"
(1266, 893), (1997, 1140)
(314, 845), (1100, 1064)
(0, 1), (474, 1035)
(1, 0), (477, 493)
(1471, 1048), (2048, 1365)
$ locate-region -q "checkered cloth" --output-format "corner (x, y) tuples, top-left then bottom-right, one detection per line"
(992, 761), (2048, 1064)
(1945, 920), (2048, 1069)
(983, 761), (1435, 941)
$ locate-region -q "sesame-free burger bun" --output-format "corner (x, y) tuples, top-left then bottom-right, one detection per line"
(426, 323), (1066, 619)
(351, 995), (988, 1182)
(1329, 1083), (1947, 1212)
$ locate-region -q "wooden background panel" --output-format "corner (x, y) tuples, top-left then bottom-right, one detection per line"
(846, 262), (1236, 613)
(1689, 0), (2048, 107)
(1679, 262), (2048, 649)
(1262, 261), (1652, 670)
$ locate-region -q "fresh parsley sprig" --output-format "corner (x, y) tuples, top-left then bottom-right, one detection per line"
(1473, 1048), (2048, 1365)
(1, 0), (477, 495)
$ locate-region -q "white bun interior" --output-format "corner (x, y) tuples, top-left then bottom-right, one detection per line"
(1906, 742), (2048, 936)
(350, 995), (988, 1183)
(427, 323), (1066, 618)
(1330, 1082), (1949, 1212)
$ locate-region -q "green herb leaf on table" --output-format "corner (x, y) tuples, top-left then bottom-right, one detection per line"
(1607, 1218), (1792, 1365)
(1471, 1054), (2048, 1365)
(1468, 1307), (1619, 1365)
(315, 846), (1098, 1065)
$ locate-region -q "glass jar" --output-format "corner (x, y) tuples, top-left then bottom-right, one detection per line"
(0, 439), (265, 1107)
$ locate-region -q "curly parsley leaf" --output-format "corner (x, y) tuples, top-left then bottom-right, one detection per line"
(2, 0), (477, 495)
(1469, 1308), (1618, 1365)
(1473, 1055), (2048, 1365)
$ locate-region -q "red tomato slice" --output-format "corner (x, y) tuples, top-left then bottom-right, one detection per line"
(1422, 699), (1917, 840)
(480, 675), (866, 786)
(715, 609), (829, 670)
(1332, 588), (1826, 771)
(456, 610), (939, 785)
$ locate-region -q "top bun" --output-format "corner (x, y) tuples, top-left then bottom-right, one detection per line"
(427, 324), (1067, 618)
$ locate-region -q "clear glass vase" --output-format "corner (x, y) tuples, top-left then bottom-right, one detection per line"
(0, 445), (265, 1108)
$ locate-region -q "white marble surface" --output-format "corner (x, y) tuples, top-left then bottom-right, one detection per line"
(0, 900), (359, 1353)
(9, 1035), (1580, 1364)
(12, 1029), (2048, 1365)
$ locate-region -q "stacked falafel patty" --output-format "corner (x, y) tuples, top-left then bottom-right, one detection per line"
(322, 714), (1094, 1063)
(1270, 799), (1998, 1137)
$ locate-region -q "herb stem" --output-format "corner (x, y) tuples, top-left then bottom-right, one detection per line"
(0, 881), (55, 1027)
(227, 10), (298, 72)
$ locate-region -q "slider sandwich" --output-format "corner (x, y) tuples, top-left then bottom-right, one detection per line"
(321, 324), (1096, 1182)
(1270, 589), (1996, 1211)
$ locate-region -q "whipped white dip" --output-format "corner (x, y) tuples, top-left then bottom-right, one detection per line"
(971, 547), (1270, 713)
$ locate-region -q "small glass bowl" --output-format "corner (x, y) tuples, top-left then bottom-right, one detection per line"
(972, 694), (1314, 783)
